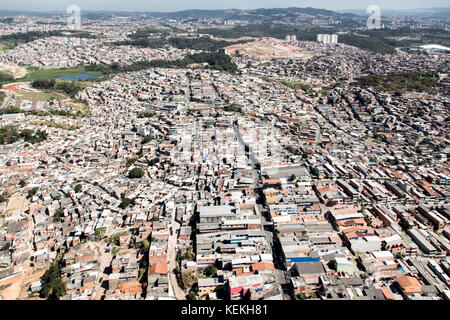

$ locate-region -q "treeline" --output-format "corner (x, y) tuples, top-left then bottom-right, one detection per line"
(198, 24), (325, 41)
(86, 51), (238, 74)
(0, 71), (14, 84)
(356, 71), (440, 93)
(115, 36), (248, 52)
(0, 91), (5, 105)
(0, 30), (98, 49)
(0, 126), (48, 145)
(339, 34), (396, 54)
(128, 27), (172, 39)
(31, 79), (83, 98)
(0, 106), (85, 119)
(199, 24), (450, 54)
(39, 256), (66, 300)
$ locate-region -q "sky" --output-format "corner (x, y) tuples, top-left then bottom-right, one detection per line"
(1, 0), (448, 12)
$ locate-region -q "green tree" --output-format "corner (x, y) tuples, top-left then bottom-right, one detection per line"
(187, 291), (198, 300)
(0, 242), (10, 251)
(0, 194), (8, 203)
(27, 187), (38, 199)
(204, 264), (218, 278)
(53, 209), (63, 222)
(74, 184), (82, 193)
(297, 293), (306, 300)
(128, 167), (144, 179)
(39, 257), (66, 300)
(95, 227), (106, 240)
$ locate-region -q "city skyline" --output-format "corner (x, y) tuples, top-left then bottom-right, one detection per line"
(0, 0), (449, 12)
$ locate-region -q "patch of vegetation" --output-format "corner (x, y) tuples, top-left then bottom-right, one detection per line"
(200, 24), (450, 54)
(126, 158), (138, 167)
(0, 71), (14, 85)
(39, 256), (66, 300)
(27, 187), (38, 199)
(53, 209), (63, 222)
(142, 136), (152, 144)
(0, 91), (6, 105)
(356, 71), (440, 93)
(116, 36), (250, 52)
(119, 196), (136, 209)
(1, 105), (88, 119)
(30, 121), (80, 131)
(86, 51), (238, 74)
(203, 264), (218, 278)
(95, 227), (106, 240)
(137, 111), (155, 118)
(0, 194), (8, 203)
(31, 78), (84, 98)
(223, 104), (242, 113)
(106, 231), (128, 246)
(279, 80), (315, 94)
(0, 126), (48, 145)
(181, 270), (198, 289)
(0, 30), (98, 50)
(128, 167), (145, 179)
(0, 242), (10, 251)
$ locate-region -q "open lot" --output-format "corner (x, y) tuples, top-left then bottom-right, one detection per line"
(225, 37), (315, 59)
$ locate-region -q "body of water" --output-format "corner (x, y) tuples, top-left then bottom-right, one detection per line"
(56, 72), (99, 81)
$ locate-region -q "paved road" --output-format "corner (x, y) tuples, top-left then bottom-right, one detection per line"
(168, 210), (185, 300)
(0, 94), (12, 109)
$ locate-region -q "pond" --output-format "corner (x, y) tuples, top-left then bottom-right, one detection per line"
(56, 72), (99, 81)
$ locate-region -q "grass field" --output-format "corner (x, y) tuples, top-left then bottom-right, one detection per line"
(19, 66), (103, 82)
(30, 120), (80, 130)
(16, 90), (67, 102)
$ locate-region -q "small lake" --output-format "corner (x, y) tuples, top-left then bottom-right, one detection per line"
(56, 72), (99, 81)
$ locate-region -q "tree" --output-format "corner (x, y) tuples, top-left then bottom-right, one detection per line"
(204, 264), (218, 277)
(138, 239), (150, 253)
(0, 242), (10, 251)
(119, 197), (135, 209)
(289, 174), (296, 182)
(27, 187), (38, 199)
(297, 293), (306, 300)
(39, 257), (66, 300)
(187, 291), (198, 300)
(19, 180), (26, 187)
(95, 227), (106, 240)
(126, 158), (138, 167)
(74, 184), (82, 193)
(128, 167), (144, 179)
(111, 247), (119, 257)
(53, 209), (63, 222)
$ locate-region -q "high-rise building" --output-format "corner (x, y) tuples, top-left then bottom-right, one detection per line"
(331, 34), (339, 44)
(317, 34), (338, 45)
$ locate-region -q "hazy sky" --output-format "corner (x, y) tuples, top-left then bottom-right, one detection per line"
(1, 0), (447, 12)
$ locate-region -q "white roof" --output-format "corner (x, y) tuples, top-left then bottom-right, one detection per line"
(372, 251), (394, 259)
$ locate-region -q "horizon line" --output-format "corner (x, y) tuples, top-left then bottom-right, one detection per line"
(0, 6), (448, 14)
